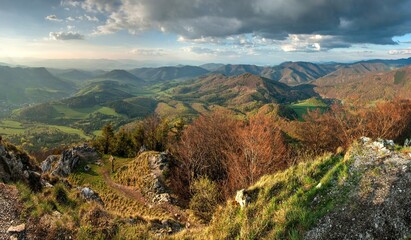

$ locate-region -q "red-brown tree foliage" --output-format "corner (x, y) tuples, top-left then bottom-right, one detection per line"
(173, 111), (289, 199)
(294, 99), (411, 153)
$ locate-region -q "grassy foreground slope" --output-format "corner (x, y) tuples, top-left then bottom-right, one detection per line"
(177, 140), (411, 240)
(189, 153), (353, 240)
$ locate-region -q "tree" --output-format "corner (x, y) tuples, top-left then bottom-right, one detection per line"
(113, 128), (134, 157)
(100, 123), (115, 154)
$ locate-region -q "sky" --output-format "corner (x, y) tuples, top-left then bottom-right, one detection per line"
(1, 0), (411, 67)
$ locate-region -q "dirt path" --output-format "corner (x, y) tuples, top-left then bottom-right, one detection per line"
(0, 183), (23, 240)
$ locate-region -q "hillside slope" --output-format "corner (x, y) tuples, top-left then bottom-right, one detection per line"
(0, 66), (75, 105)
(171, 73), (316, 109)
(130, 66), (209, 83)
(314, 65), (411, 103)
(188, 139), (411, 240)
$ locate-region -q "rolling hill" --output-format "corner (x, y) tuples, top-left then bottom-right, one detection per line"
(129, 65), (209, 82)
(213, 64), (263, 76)
(261, 62), (337, 85)
(169, 73), (317, 112)
(314, 64), (411, 103)
(0, 66), (75, 105)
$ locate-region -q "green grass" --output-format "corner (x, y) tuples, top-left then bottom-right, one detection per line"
(48, 125), (91, 140)
(53, 105), (122, 120)
(0, 120), (26, 135)
(189, 153), (357, 240)
(288, 98), (328, 120)
(68, 154), (170, 219)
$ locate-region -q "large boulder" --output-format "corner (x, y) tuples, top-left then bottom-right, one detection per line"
(41, 144), (100, 177)
(0, 142), (42, 191)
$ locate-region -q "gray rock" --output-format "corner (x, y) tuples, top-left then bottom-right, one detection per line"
(42, 144), (100, 177)
(40, 155), (59, 173)
(235, 189), (251, 208)
(80, 187), (104, 205)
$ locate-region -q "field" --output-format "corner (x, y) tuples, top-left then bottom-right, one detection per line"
(288, 98), (328, 120)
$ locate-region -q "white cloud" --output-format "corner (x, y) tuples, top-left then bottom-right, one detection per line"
(388, 49), (411, 55)
(49, 31), (85, 40)
(45, 15), (63, 22)
(130, 48), (166, 56)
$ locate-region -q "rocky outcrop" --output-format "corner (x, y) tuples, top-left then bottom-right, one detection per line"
(235, 189), (251, 208)
(0, 142), (42, 191)
(41, 144), (100, 177)
(146, 152), (173, 204)
(79, 187), (104, 205)
(305, 138), (411, 240)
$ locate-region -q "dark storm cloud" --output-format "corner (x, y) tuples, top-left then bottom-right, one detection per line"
(83, 0), (411, 46)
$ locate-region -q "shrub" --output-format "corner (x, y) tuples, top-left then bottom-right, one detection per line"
(189, 177), (220, 222)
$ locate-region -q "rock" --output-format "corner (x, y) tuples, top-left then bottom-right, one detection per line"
(152, 193), (171, 203)
(149, 152), (170, 171)
(235, 189), (251, 208)
(0, 143), (42, 190)
(42, 144), (101, 177)
(84, 165), (91, 172)
(80, 187), (104, 205)
(139, 145), (147, 154)
(40, 155), (59, 173)
(360, 136), (372, 144)
(7, 224), (25, 233)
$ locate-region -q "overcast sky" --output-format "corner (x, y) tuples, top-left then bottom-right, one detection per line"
(1, 0), (411, 66)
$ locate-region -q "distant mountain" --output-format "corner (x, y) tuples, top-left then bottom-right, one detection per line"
(0, 66), (75, 105)
(314, 65), (411, 103)
(98, 69), (144, 82)
(171, 73), (317, 109)
(213, 64), (263, 76)
(261, 62), (337, 85)
(129, 65), (209, 82)
(358, 57), (411, 68)
(199, 63), (225, 71)
(48, 69), (100, 82)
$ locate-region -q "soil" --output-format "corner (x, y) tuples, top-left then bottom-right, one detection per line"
(0, 183), (23, 240)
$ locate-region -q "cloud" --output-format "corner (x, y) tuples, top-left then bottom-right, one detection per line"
(49, 31), (85, 40)
(82, 0), (411, 48)
(388, 49), (411, 55)
(60, 0), (81, 8)
(45, 15), (63, 22)
(66, 15), (99, 22)
(130, 48), (166, 56)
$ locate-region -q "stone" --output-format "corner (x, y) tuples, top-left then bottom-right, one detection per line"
(42, 144), (101, 177)
(360, 136), (372, 144)
(152, 193), (171, 203)
(80, 187), (104, 205)
(7, 223), (25, 233)
(84, 165), (91, 172)
(40, 155), (59, 173)
(235, 189), (251, 208)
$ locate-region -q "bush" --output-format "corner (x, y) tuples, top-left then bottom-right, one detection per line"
(189, 177), (220, 222)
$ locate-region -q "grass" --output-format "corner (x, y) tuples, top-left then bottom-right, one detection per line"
(53, 105), (122, 120)
(112, 152), (153, 189)
(182, 153), (357, 240)
(0, 120), (26, 135)
(68, 154), (170, 219)
(0, 119), (91, 140)
(288, 98), (328, 120)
